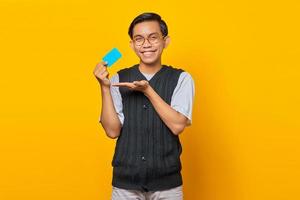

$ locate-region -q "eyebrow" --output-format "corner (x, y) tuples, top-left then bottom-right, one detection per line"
(133, 32), (160, 38)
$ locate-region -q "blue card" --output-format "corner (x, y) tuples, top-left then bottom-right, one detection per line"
(102, 47), (122, 67)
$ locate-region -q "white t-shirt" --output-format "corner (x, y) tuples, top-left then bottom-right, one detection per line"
(100, 71), (195, 126)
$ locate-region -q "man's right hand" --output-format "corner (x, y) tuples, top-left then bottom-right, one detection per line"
(93, 61), (110, 87)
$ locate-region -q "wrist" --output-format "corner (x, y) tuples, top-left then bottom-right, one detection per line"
(100, 84), (110, 92)
(144, 85), (153, 97)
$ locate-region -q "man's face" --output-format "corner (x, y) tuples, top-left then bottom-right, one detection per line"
(130, 21), (170, 66)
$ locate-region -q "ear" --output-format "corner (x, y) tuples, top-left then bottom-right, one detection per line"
(129, 40), (134, 50)
(163, 36), (171, 48)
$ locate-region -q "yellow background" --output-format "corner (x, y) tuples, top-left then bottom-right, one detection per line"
(0, 0), (299, 199)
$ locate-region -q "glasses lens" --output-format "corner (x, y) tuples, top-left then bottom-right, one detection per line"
(134, 37), (144, 46)
(148, 35), (159, 44)
(133, 34), (162, 46)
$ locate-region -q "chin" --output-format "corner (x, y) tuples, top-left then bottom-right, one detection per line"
(140, 57), (159, 65)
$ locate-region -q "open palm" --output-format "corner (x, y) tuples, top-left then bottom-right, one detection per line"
(112, 80), (149, 92)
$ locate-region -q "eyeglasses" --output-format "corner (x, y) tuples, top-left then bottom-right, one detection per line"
(132, 33), (165, 46)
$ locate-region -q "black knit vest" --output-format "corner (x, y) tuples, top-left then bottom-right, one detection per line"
(111, 64), (184, 192)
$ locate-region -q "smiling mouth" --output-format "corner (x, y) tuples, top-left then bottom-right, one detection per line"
(141, 50), (157, 56)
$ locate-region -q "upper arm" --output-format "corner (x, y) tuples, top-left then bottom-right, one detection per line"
(110, 74), (125, 126)
(99, 73), (124, 126)
(171, 72), (195, 126)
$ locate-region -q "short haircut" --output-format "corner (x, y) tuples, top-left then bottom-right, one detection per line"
(128, 12), (168, 39)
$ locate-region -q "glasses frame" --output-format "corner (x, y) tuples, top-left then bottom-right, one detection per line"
(132, 33), (166, 47)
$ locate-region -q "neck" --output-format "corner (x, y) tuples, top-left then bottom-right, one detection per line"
(138, 59), (162, 74)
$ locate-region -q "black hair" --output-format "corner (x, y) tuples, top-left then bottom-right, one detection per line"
(128, 12), (168, 39)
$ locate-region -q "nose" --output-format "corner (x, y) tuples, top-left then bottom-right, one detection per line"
(142, 38), (152, 47)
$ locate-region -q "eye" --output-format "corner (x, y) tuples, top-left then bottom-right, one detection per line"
(134, 37), (143, 42)
(150, 35), (158, 40)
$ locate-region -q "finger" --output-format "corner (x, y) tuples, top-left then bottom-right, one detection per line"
(111, 83), (129, 87)
(134, 81), (147, 87)
(99, 68), (107, 75)
(112, 82), (134, 87)
(95, 61), (108, 72)
(112, 82), (130, 86)
(96, 61), (106, 68)
(140, 80), (149, 85)
(100, 61), (108, 66)
(94, 68), (105, 77)
(94, 69), (104, 77)
(102, 61), (108, 66)
(133, 81), (143, 86)
(111, 85), (128, 87)
(100, 71), (109, 79)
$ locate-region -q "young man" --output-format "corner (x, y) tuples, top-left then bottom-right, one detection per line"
(93, 12), (195, 200)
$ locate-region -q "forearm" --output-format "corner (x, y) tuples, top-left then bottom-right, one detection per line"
(144, 86), (187, 135)
(99, 85), (121, 139)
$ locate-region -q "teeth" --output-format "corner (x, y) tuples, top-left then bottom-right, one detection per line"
(141, 50), (156, 57)
(142, 50), (156, 53)
(143, 52), (154, 56)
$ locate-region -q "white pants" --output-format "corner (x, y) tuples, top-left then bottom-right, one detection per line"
(111, 185), (183, 200)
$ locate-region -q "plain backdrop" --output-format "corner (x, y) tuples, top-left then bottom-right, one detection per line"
(0, 0), (299, 199)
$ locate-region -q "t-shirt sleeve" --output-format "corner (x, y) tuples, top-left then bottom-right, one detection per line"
(99, 73), (124, 126)
(170, 72), (195, 126)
